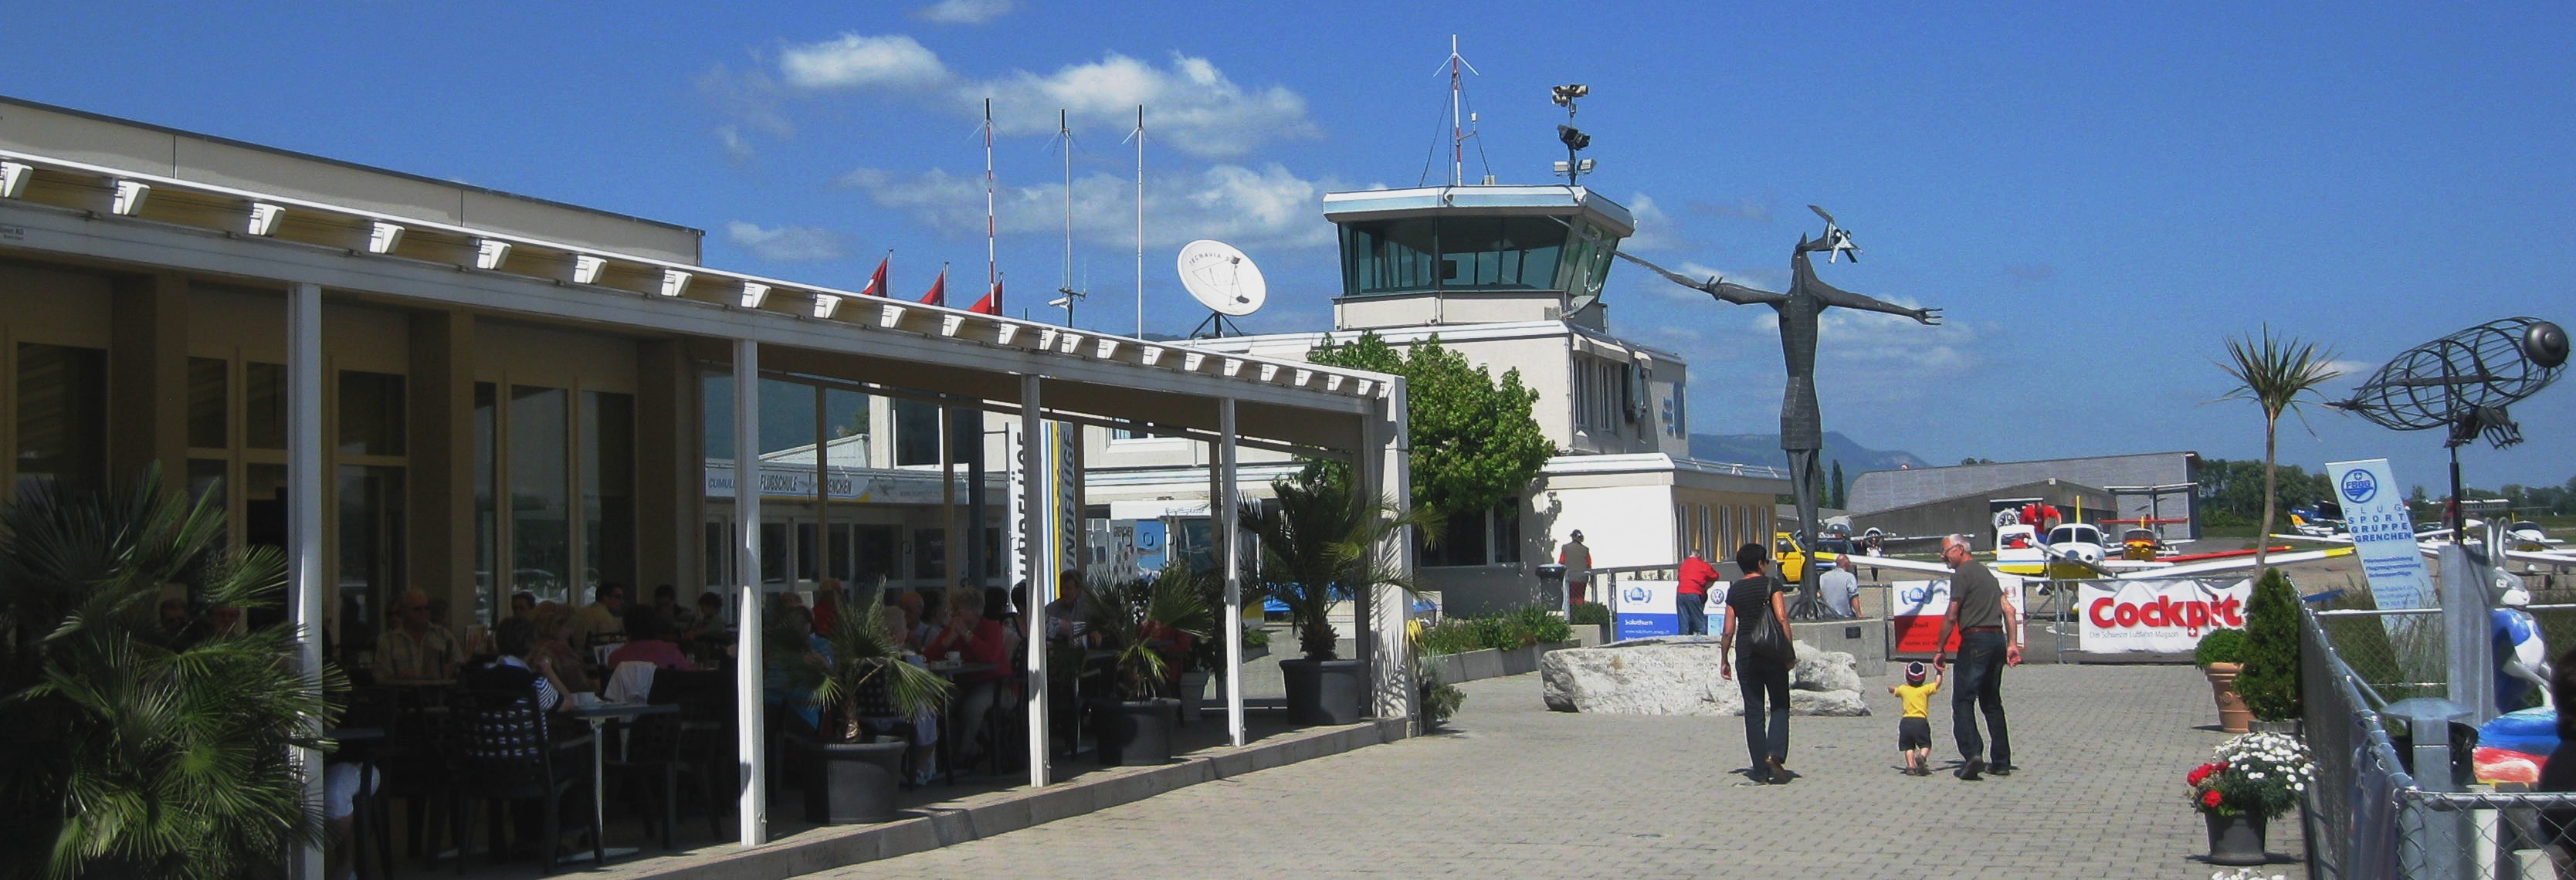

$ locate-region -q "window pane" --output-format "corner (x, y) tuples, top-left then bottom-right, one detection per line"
(913, 526), (945, 580)
(893, 398), (941, 466)
(703, 520), (727, 589)
(508, 385), (570, 606)
(702, 371), (734, 462)
(473, 384), (497, 614)
(581, 391), (635, 598)
(15, 344), (107, 496)
(829, 523), (853, 580)
(857, 524), (897, 584)
(337, 371), (406, 456)
(1347, 218), (1439, 296)
(824, 388), (869, 469)
(187, 357), (228, 449)
(187, 458), (228, 549)
(760, 521), (786, 584)
(759, 377), (815, 455)
(242, 463), (288, 550)
(796, 522), (819, 581)
(244, 362), (287, 450)
(1492, 500), (1521, 565)
(337, 464), (405, 645)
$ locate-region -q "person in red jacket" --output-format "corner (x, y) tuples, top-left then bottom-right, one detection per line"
(1676, 550), (1720, 635)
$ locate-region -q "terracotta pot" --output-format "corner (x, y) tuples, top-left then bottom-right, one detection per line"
(2205, 662), (2252, 733)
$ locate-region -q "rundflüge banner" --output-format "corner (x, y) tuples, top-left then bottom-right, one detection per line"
(2075, 577), (2252, 653)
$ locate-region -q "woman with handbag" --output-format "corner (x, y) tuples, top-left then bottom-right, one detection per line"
(1720, 542), (1797, 785)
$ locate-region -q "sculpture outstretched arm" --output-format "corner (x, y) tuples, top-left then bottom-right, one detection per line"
(1612, 249), (1788, 306)
(1802, 270), (1942, 326)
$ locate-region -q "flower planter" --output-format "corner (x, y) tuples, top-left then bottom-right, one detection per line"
(1499, 645), (1541, 676)
(1094, 698), (1181, 767)
(1280, 658), (1368, 725)
(2202, 811), (2268, 865)
(1177, 671), (1212, 725)
(801, 740), (909, 824)
(2205, 662), (2252, 733)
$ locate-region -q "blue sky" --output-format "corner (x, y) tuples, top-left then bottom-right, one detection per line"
(11, 2), (2572, 491)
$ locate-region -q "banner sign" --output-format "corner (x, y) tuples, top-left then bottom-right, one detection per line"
(2327, 458), (2432, 612)
(1889, 576), (2027, 655)
(2076, 577), (2250, 653)
(1611, 579), (1680, 639)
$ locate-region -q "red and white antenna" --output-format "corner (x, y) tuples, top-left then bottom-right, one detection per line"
(983, 98), (998, 303)
(1441, 35), (1480, 188)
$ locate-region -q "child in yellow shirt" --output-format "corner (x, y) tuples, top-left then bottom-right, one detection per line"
(1891, 661), (1944, 776)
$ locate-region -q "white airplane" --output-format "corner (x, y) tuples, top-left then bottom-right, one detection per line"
(2272, 524), (2576, 570)
(1858, 530), (2353, 582)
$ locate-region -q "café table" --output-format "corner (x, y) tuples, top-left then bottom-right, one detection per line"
(566, 701), (680, 865)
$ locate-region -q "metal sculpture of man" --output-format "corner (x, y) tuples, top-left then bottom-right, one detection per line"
(1616, 206), (1942, 618)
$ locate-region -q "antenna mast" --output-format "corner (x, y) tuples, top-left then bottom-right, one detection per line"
(984, 99), (998, 298)
(1445, 36), (1479, 188)
(1052, 108), (1083, 327)
(1131, 105), (1145, 337)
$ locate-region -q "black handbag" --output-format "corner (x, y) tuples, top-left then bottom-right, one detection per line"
(1741, 580), (1795, 666)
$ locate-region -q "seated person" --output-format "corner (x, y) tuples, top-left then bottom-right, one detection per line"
(471, 617), (571, 714)
(923, 587), (1016, 766)
(605, 610), (699, 671)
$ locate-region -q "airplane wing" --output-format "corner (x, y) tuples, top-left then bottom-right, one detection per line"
(2132, 547), (2355, 579)
(1844, 554), (1957, 578)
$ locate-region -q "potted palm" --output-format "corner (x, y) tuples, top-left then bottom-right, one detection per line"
(2186, 731), (2312, 865)
(0, 468), (333, 878)
(776, 599), (951, 823)
(1241, 466), (1426, 726)
(2194, 628), (2252, 733)
(1084, 565), (1212, 766)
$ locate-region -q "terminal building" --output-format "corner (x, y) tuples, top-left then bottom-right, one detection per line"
(1845, 452), (2202, 547)
(1086, 185), (1789, 615)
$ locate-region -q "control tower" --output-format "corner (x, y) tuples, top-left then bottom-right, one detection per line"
(1322, 184), (1632, 333)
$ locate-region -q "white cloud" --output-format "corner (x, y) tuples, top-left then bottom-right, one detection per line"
(913, 0), (1014, 24)
(1622, 192), (1683, 251)
(836, 163), (1341, 250)
(726, 222), (846, 262)
(714, 125), (754, 162)
(771, 33), (1317, 158)
(779, 33), (953, 90)
(2320, 359), (2377, 384)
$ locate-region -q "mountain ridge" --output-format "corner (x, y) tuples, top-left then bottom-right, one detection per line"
(1687, 432), (1928, 475)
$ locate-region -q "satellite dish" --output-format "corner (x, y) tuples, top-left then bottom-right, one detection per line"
(1176, 239), (1267, 317)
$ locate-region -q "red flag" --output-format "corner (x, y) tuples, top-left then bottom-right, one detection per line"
(918, 267), (945, 306)
(860, 255), (888, 296)
(968, 277), (1001, 315)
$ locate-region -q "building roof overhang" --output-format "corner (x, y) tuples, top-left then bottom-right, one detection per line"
(0, 147), (1395, 455)
(1320, 185), (1635, 238)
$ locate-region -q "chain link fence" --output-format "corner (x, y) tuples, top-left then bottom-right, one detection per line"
(2305, 598), (2576, 879)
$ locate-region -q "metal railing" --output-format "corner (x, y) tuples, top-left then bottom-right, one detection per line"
(2303, 601), (2576, 879)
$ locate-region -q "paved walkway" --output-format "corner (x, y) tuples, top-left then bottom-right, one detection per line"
(825, 663), (2301, 878)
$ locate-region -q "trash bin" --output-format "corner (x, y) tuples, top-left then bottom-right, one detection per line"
(1535, 564), (1567, 613)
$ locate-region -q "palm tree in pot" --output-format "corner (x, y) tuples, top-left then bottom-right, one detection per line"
(0, 468), (335, 878)
(1083, 565), (1211, 766)
(1240, 466), (1426, 726)
(771, 599), (951, 822)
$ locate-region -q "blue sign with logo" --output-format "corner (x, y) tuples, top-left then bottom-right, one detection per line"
(2327, 458), (2430, 614)
(1610, 579), (1680, 639)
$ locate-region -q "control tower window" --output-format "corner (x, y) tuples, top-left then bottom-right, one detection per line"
(1340, 216), (1580, 296)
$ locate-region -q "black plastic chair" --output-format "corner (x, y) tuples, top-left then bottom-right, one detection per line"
(604, 708), (718, 849)
(449, 682), (595, 875)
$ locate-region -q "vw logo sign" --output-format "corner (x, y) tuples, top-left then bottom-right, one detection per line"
(2340, 469), (2378, 504)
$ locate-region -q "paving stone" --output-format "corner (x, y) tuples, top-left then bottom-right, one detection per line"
(825, 663), (2302, 878)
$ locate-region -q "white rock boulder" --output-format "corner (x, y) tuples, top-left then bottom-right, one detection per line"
(1539, 636), (1869, 717)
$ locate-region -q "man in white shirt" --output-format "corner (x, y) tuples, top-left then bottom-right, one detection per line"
(1818, 560), (1862, 619)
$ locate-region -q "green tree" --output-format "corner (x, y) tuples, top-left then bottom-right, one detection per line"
(2235, 567), (2302, 720)
(1307, 332), (1554, 520)
(2216, 328), (2343, 570)
(0, 469), (331, 879)
(1830, 459), (1847, 509)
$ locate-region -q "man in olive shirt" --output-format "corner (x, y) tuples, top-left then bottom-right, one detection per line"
(1931, 534), (2020, 780)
